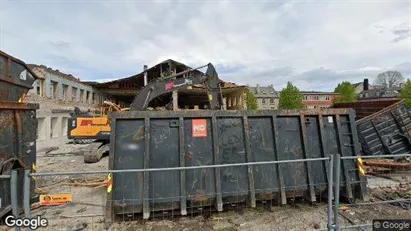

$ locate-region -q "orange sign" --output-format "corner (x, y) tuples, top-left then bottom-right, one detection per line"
(192, 119), (207, 138)
(40, 194), (72, 206)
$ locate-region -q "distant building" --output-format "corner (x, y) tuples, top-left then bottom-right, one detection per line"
(301, 91), (340, 109)
(352, 79), (376, 95)
(248, 84), (279, 109)
(358, 78), (403, 100)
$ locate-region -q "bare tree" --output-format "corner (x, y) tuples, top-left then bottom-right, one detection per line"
(374, 70), (404, 88)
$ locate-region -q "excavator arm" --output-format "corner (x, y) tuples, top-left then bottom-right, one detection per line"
(129, 63), (223, 111)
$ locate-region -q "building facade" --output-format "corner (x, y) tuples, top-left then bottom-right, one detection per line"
(301, 91), (339, 109)
(357, 78), (403, 100)
(24, 64), (109, 150)
(248, 84), (279, 109)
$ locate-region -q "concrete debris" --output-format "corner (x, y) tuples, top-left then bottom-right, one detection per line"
(62, 178), (106, 187)
(56, 223), (88, 231)
(40, 146), (59, 154)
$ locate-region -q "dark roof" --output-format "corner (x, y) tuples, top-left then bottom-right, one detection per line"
(358, 87), (402, 99)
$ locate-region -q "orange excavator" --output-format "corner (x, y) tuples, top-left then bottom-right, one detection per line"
(67, 101), (128, 163)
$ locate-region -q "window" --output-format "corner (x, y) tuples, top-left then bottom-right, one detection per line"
(62, 84), (68, 100)
(262, 99), (266, 104)
(270, 99), (274, 104)
(51, 80), (58, 99)
(325, 96), (330, 100)
(86, 91), (90, 103)
(72, 87), (78, 101)
(0, 57), (4, 73)
(80, 89), (85, 102)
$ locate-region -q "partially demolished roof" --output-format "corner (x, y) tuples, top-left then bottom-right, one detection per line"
(27, 64), (81, 83)
(88, 59), (243, 94)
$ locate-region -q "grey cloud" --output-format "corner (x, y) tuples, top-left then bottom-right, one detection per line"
(50, 40), (70, 48)
(0, 1), (409, 92)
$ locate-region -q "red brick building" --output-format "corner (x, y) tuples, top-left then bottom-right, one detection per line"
(301, 91), (340, 109)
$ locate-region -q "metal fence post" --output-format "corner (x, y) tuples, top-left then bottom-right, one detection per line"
(23, 169), (31, 231)
(10, 170), (21, 231)
(333, 154), (341, 231)
(327, 154), (334, 231)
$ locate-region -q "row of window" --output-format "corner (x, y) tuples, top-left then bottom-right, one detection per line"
(32, 79), (105, 104)
(303, 95), (330, 101)
(305, 105), (330, 109)
(261, 98), (275, 104)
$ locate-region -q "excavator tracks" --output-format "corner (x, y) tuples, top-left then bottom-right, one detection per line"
(84, 142), (110, 163)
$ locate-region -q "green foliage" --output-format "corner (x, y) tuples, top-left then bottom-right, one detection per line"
(333, 81), (357, 103)
(399, 79), (411, 108)
(279, 82), (303, 109)
(246, 88), (258, 110)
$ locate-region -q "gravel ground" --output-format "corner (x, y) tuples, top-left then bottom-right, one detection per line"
(1, 143), (411, 231)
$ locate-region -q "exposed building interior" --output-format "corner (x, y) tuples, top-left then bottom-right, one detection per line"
(85, 59), (247, 110)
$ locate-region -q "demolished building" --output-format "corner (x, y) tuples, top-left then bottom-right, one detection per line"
(85, 59), (248, 110)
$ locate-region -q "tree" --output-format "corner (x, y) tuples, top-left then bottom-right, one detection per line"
(279, 82), (303, 109)
(333, 81), (357, 103)
(399, 79), (411, 108)
(246, 88), (258, 110)
(374, 70), (404, 88)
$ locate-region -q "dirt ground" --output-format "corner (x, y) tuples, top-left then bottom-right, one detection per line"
(1, 142), (411, 231)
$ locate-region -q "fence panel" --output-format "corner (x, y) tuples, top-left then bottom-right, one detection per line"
(13, 157), (343, 231)
(25, 172), (106, 230)
(335, 154), (411, 231)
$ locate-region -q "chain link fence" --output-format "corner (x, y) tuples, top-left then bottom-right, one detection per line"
(2, 153), (410, 230)
(2, 156), (342, 231)
(333, 153), (411, 231)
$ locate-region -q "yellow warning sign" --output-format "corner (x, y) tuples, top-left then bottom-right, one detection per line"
(107, 173), (113, 193)
(357, 156), (366, 176)
(40, 194), (72, 206)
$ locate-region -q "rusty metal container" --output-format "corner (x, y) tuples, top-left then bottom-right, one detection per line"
(0, 102), (39, 218)
(0, 50), (38, 218)
(106, 109), (368, 219)
(355, 100), (411, 156)
(0, 50), (37, 102)
(332, 99), (401, 120)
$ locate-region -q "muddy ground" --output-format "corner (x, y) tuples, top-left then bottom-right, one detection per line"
(1, 143), (411, 231)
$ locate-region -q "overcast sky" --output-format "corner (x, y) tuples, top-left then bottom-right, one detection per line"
(1, 0), (410, 91)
